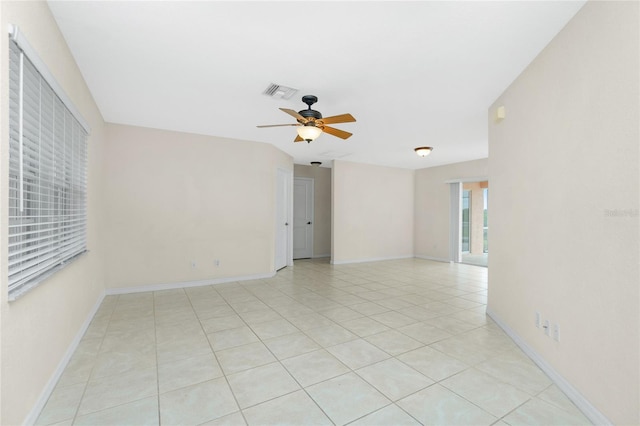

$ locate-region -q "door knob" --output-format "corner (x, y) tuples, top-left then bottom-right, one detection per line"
(307, 221), (312, 225)
(285, 222), (289, 226)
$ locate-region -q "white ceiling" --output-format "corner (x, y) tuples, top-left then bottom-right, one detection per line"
(48, 1), (585, 169)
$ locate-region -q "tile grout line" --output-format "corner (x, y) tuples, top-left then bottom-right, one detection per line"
(437, 368), (529, 422)
(219, 285), (336, 424)
(187, 286), (251, 425)
(153, 290), (161, 425)
(46, 259), (585, 425)
(231, 279), (394, 424)
(494, 396), (535, 424)
(256, 281), (444, 424)
(321, 263), (506, 423)
(68, 294), (119, 425)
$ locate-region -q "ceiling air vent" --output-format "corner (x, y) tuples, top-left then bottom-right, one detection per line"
(263, 83), (298, 100)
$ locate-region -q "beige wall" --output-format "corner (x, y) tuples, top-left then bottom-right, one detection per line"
(104, 124), (293, 289)
(0, 2), (107, 424)
(414, 159), (488, 261)
(293, 165), (331, 257)
(488, 2), (639, 424)
(332, 160), (414, 263)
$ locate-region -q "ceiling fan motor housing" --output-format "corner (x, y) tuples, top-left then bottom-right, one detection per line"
(299, 109), (322, 120)
(299, 95), (322, 121)
(302, 95), (318, 106)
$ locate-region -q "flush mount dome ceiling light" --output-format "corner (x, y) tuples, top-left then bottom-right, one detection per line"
(414, 146), (433, 157)
(310, 161), (322, 167)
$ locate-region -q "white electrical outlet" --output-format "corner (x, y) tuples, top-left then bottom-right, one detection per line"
(543, 320), (550, 336)
(553, 324), (560, 342)
(191, 260), (196, 269)
(535, 312), (541, 328)
(214, 259), (220, 267)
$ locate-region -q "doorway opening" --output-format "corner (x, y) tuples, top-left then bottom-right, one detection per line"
(292, 164), (332, 261)
(461, 181), (488, 267)
(293, 177), (314, 259)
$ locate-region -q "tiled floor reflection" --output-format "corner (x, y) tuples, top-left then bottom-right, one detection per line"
(36, 258), (591, 425)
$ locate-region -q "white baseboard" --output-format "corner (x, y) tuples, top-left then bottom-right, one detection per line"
(105, 272), (276, 295)
(330, 255), (453, 265)
(486, 308), (612, 426)
(311, 254), (330, 259)
(330, 255), (414, 265)
(414, 254), (450, 263)
(24, 291), (106, 426)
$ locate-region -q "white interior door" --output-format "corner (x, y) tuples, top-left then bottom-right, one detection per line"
(293, 178), (314, 259)
(275, 169), (291, 270)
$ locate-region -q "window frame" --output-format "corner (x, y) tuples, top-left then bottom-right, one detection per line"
(7, 26), (91, 300)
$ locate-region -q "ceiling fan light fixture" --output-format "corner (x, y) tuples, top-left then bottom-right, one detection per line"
(297, 124), (322, 142)
(414, 146), (433, 157)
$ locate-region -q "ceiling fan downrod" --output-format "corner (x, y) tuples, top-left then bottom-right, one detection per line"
(298, 95), (323, 121)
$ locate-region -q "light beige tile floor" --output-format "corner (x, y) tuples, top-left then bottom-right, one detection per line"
(36, 258), (591, 425)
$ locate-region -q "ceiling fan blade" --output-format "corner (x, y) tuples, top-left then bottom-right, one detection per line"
(280, 108), (308, 123)
(256, 124), (300, 128)
(317, 113), (356, 125)
(321, 125), (352, 140)
(294, 135), (304, 142)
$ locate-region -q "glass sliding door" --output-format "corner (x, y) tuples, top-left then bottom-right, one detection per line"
(462, 190), (471, 253)
(483, 187), (488, 253)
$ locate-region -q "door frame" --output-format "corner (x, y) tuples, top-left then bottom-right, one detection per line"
(275, 168), (293, 271)
(446, 176), (489, 263)
(293, 177), (314, 259)
(449, 182), (462, 263)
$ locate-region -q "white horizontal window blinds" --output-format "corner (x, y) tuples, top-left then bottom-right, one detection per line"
(7, 38), (88, 299)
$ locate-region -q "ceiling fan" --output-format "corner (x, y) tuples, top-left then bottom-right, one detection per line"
(257, 95), (356, 143)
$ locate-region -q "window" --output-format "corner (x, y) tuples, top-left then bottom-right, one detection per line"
(7, 30), (90, 299)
